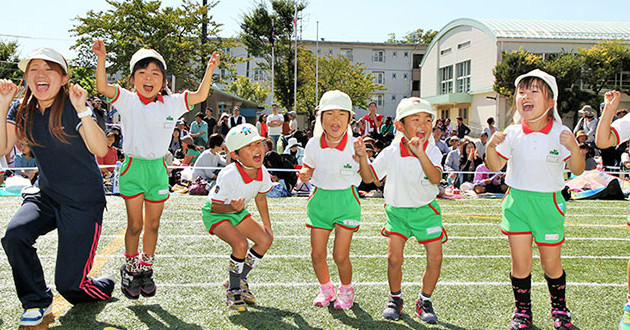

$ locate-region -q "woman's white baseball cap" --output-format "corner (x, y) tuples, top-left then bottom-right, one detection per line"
(129, 48), (167, 72)
(18, 48), (68, 74)
(395, 97), (435, 122)
(225, 123), (265, 153)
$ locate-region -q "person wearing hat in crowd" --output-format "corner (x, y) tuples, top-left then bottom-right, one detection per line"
(93, 40), (220, 299)
(0, 48), (113, 326)
(455, 116), (471, 139)
(267, 104), (284, 151)
(575, 130), (588, 145)
(299, 90), (365, 310)
(444, 136), (461, 186)
(229, 106), (246, 128)
(486, 69), (584, 330)
(219, 112), (230, 137)
(176, 119), (189, 139)
(283, 136), (305, 165)
(584, 108), (599, 144)
(356, 97), (445, 323)
(190, 112), (209, 148)
(181, 134), (202, 165)
(201, 123), (274, 311)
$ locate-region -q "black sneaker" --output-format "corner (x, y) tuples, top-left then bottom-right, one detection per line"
(415, 299), (438, 324)
(552, 307), (575, 330)
(509, 308), (533, 330)
(120, 265), (141, 300)
(139, 269), (156, 297)
(382, 296), (404, 320)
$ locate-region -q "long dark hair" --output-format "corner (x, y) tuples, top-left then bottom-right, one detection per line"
(16, 60), (71, 146)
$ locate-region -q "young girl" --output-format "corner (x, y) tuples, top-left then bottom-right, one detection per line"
(0, 48), (112, 326)
(93, 40), (220, 299)
(593, 90), (630, 329)
(299, 90), (363, 309)
(486, 69), (584, 330)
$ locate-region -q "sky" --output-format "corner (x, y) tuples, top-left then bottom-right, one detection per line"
(2, 0), (630, 61)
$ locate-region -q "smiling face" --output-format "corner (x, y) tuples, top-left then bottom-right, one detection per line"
(232, 140), (265, 168)
(25, 59), (68, 109)
(395, 112), (433, 141)
(131, 61), (164, 100)
(515, 78), (554, 122)
(321, 109), (350, 140)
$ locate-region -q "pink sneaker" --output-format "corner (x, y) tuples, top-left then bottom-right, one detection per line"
(313, 283), (336, 307)
(334, 285), (355, 309)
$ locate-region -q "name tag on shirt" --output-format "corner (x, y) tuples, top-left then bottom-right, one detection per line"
(546, 155), (560, 163)
(340, 168), (355, 176)
(164, 121), (173, 129)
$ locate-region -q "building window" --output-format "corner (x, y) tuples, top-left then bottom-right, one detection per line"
(253, 69), (264, 82)
(439, 66), (453, 95)
(220, 68), (227, 78)
(456, 60), (471, 93)
(457, 41), (471, 50)
(404, 52), (409, 57)
(375, 94), (384, 107)
(440, 48), (452, 56)
(392, 95), (396, 101)
(459, 107), (468, 120)
(340, 48), (353, 61)
(373, 50), (385, 62)
(374, 72), (385, 85)
(392, 51), (397, 57)
(392, 73), (397, 79)
(440, 109), (450, 120)
(404, 73), (408, 80)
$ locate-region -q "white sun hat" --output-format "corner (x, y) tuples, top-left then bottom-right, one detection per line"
(513, 69), (561, 124)
(313, 90), (354, 138)
(225, 123), (265, 153)
(129, 48), (167, 72)
(18, 47), (68, 74)
(393, 97), (436, 144)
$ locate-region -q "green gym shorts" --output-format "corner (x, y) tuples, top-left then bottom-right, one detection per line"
(306, 186), (361, 231)
(119, 156), (170, 203)
(201, 200), (252, 234)
(381, 200), (447, 244)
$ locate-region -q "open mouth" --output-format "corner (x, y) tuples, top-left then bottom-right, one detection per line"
(522, 102), (533, 112)
(36, 82), (49, 93)
(330, 124), (340, 132)
(143, 84), (154, 93)
(253, 153), (262, 163)
(416, 131), (426, 139)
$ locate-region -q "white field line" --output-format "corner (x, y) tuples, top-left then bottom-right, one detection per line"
(0, 281), (623, 290)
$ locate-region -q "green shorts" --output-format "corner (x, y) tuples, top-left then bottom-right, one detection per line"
(306, 186), (361, 231)
(201, 200), (252, 234)
(381, 201), (447, 244)
(119, 156), (170, 203)
(501, 187), (566, 246)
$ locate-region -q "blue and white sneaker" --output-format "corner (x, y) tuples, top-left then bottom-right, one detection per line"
(19, 303), (53, 326)
(620, 303), (630, 330)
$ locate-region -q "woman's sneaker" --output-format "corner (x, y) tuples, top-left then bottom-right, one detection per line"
(120, 265), (141, 299)
(226, 288), (247, 312)
(382, 296), (404, 320)
(313, 283), (336, 307)
(19, 303), (53, 326)
(139, 269), (156, 297)
(334, 285), (355, 309)
(509, 309), (532, 330)
(551, 307), (575, 330)
(620, 303), (630, 330)
(415, 299), (438, 324)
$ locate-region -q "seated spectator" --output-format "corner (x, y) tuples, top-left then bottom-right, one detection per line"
(218, 113), (230, 137)
(170, 127), (182, 156)
(181, 135), (202, 165)
(373, 139), (385, 155)
(580, 143), (597, 171)
(380, 116), (394, 135)
(445, 137), (461, 186)
(459, 140), (481, 185)
(192, 134), (227, 181)
(475, 132), (488, 159)
(483, 117), (498, 138)
(14, 143), (38, 182)
(96, 131), (119, 177)
(264, 150), (297, 192)
(433, 126), (450, 155)
(473, 154), (507, 194)
(263, 138), (274, 154)
(283, 137), (305, 165)
(365, 143), (376, 160)
(617, 108), (628, 119)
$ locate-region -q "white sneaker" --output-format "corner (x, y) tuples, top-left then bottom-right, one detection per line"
(19, 303), (53, 326)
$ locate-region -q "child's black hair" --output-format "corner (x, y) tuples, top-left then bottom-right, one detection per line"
(208, 133), (224, 149)
(130, 57), (168, 95)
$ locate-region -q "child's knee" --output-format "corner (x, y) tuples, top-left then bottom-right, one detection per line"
(311, 248), (327, 262)
(426, 251), (443, 268)
(332, 250), (350, 265)
(126, 221), (143, 236)
(259, 231), (274, 251)
(387, 254), (404, 269)
(144, 219), (160, 233)
(232, 237), (249, 256)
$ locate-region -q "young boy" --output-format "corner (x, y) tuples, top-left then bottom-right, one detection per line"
(201, 123), (274, 311)
(356, 97), (446, 323)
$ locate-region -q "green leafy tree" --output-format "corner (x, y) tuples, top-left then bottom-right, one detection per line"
(0, 40), (21, 81)
(69, 66), (97, 96)
(386, 29), (437, 44)
(225, 76), (270, 105)
(492, 49), (543, 100)
(580, 40), (630, 98)
(70, 0), (241, 92)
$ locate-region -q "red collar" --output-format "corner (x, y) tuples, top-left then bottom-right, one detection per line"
(522, 118), (553, 135)
(320, 132), (348, 151)
(137, 91), (164, 105)
(399, 138), (428, 158)
(235, 162), (263, 184)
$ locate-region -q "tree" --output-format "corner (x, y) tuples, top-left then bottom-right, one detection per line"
(225, 76), (270, 106)
(70, 0), (241, 92)
(580, 40), (630, 100)
(0, 40), (21, 81)
(386, 29), (437, 44)
(69, 66), (97, 96)
(492, 49), (543, 100)
(240, 0), (307, 110)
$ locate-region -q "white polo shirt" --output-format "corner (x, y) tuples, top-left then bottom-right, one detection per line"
(266, 113), (284, 136)
(109, 85), (193, 159)
(209, 162), (273, 205)
(495, 120), (571, 193)
(371, 139), (443, 208)
(302, 133), (361, 190)
(611, 115), (630, 146)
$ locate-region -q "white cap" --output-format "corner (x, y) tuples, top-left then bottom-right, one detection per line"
(395, 97), (434, 122)
(513, 69), (561, 124)
(318, 90), (354, 114)
(286, 137), (301, 149)
(18, 47), (68, 74)
(225, 124), (265, 153)
(129, 48), (167, 73)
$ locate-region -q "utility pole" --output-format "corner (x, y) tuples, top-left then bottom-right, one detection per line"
(200, 0), (208, 113)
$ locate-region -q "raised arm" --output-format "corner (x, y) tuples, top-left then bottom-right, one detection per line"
(0, 80), (19, 156)
(71, 84), (108, 157)
(188, 52), (221, 105)
(595, 91), (622, 149)
(92, 40), (117, 99)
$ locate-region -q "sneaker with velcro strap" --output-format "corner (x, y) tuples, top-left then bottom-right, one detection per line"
(382, 296), (404, 320)
(19, 303), (53, 326)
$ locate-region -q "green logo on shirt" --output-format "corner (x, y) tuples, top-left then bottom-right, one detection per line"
(166, 116), (174, 121)
(343, 164), (352, 169)
(549, 149), (559, 155)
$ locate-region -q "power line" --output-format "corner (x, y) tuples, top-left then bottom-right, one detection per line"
(0, 33), (73, 41)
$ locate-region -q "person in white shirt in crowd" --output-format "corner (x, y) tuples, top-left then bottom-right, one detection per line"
(475, 132), (489, 159)
(283, 137), (305, 165)
(444, 137), (461, 186)
(483, 117), (498, 138)
(192, 133), (227, 181)
(228, 106), (246, 128)
(266, 104), (284, 151)
(433, 126), (450, 155)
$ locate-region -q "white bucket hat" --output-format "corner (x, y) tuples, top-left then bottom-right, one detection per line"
(513, 69), (561, 124)
(286, 137), (301, 149)
(129, 48), (167, 73)
(18, 47), (68, 74)
(393, 97), (436, 144)
(313, 90), (354, 138)
(225, 123), (265, 153)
